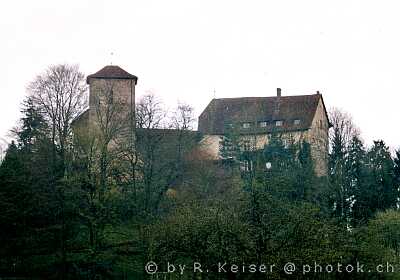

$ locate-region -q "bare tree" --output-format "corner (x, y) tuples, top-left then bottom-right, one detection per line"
(150, 103), (197, 210)
(169, 103), (196, 171)
(117, 92), (165, 209)
(136, 92), (166, 129)
(28, 64), (87, 174)
(133, 94), (196, 213)
(134, 93), (167, 212)
(170, 103), (195, 131)
(328, 107), (360, 154)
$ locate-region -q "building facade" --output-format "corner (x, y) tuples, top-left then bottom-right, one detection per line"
(198, 88), (331, 176)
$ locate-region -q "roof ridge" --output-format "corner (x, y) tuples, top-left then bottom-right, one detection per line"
(214, 93), (320, 101)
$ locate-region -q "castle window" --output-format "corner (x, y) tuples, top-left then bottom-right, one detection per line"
(294, 119), (301, 125)
(275, 120), (283, 126)
(259, 121), (268, 127)
(242, 122), (251, 129)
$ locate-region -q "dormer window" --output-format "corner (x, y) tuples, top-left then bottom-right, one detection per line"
(275, 120), (283, 127)
(294, 119), (301, 125)
(259, 121), (268, 127)
(242, 122), (251, 129)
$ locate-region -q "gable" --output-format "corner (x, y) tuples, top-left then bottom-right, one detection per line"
(310, 97), (330, 129)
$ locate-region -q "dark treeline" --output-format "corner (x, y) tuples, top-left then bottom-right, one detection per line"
(0, 64), (400, 279)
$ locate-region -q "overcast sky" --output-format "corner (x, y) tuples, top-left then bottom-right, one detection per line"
(1, 0), (399, 151)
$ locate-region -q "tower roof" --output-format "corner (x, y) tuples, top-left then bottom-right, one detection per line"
(86, 65), (138, 84)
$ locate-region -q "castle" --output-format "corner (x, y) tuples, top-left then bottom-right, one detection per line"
(198, 89), (331, 176)
(73, 65), (331, 176)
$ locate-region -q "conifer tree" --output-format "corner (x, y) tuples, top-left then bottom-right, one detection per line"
(344, 135), (366, 225)
(366, 140), (397, 212)
(296, 140), (315, 201)
(0, 98), (59, 276)
(16, 98), (48, 152)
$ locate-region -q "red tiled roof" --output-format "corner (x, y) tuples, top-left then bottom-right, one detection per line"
(86, 65), (138, 84)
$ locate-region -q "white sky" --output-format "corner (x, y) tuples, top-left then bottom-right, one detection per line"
(0, 0), (399, 151)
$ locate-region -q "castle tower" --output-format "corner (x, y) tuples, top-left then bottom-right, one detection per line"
(86, 65), (138, 143)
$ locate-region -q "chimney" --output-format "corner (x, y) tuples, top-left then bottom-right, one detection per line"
(277, 88), (282, 97)
(274, 88), (281, 116)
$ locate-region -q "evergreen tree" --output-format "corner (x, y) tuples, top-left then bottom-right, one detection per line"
(261, 135), (310, 202)
(366, 140), (397, 213)
(296, 141), (315, 201)
(329, 131), (347, 221)
(16, 98), (48, 152)
(262, 133), (296, 172)
(0, 141), (35, 273)
(344, 135), (366, 225)
(0, 99), (59, 277)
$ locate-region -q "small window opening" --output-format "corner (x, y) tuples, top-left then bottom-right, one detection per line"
(259, 121), (267, 127)
(242, 122), (251, 129)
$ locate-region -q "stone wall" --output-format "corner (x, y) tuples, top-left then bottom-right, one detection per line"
(88, 78), (136, 142)
(199, 130), (308, 160)
(305, 98), (329, 176)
